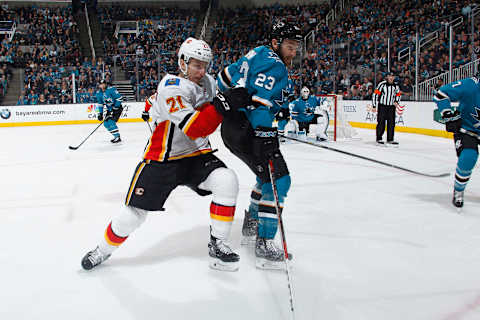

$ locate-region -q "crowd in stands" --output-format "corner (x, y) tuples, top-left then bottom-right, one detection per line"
(210, 1), (478, 101)
(301, 0), (479, 100)
(19, 57), (110, 105)
(209, 3), (330, 78)
(0, 1), (477, 105)
(98, 6), (198, 100)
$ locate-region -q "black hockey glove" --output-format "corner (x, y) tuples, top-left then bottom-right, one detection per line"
(97, 112), (103, 121)
(276, 108), (290, 121)
(141, 111), (150, 122)
(253, 126), (280, 160)
(442, 110), (461, 133)
(213, 87), (251, 117)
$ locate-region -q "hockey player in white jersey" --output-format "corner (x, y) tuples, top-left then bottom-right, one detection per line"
(81, 38), (250, 272)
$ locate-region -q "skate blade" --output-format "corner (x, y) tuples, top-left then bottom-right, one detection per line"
(240, 235), (256, 246)
(209, 258), (239, 272)
(255, 257), (284, 270)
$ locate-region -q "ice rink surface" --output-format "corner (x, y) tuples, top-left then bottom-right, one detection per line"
(2, 122), (480, 320)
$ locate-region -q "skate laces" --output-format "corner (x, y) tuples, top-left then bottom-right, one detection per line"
(89, 247), (107, 264)
(216, 240), (234, 255)
(247, 216), (257, 228)
(265, 240), (283, 257)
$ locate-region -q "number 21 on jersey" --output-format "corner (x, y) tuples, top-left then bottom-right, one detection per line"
(167, 96), (187, 113)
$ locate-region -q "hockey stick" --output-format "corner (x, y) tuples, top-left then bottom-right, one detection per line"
(68, 120), (105, 150)
(281, 134), (450, 178)
(267, 160), (296, 319)
(146, 121), (153, 134)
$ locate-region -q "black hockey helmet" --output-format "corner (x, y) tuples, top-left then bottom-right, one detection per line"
(271, 20), (303, 44)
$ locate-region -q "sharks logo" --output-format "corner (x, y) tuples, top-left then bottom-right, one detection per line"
(471, 107), (480, 128)
(273, 88), (290, 106)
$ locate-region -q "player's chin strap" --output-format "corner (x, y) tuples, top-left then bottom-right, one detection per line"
(179, 56), (189, 79)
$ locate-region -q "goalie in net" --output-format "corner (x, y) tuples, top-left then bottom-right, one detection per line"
(285, 87), (358, 141)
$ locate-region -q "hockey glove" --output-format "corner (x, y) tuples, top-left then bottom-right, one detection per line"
(252, 127), (280, 160)
(213, 87), (251, 117)
(275, 108), (290, 121)
(141, 111), (150, 122)
(442, 110), (461, 133)
(97, 112), (104, 121)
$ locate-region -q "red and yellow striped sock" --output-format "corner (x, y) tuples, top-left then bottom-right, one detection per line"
(104, 222), (128, 247)
(210, 202), (235, 240)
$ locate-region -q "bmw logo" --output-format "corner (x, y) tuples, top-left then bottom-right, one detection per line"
(0, 108), (11, 120)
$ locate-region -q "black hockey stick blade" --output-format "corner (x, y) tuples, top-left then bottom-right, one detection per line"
(68, 121), (105, 151)
(281, 135), (450, 178)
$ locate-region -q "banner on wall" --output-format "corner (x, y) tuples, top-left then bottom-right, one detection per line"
(0, 99), (455, 138)
(338, 99), (450, 132)
(0, 102), (145, 126)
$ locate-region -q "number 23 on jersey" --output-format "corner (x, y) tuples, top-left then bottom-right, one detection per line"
(167, 96), (187, 113)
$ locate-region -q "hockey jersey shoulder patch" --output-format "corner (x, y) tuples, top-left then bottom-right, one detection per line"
(165, 78), (180, 87)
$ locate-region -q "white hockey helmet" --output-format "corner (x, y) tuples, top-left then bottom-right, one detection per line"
(178, 37), (212, 76)
(301, 86), (310, 99)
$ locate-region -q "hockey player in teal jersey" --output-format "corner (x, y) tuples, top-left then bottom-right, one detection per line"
(289, 86), (329, 141)
(290, 86), (317, 129)
(217, 20), (302, 269)
(433, 72), (480, 208)
(96, 79), (124, 143)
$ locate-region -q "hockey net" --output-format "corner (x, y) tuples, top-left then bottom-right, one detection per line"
(315, 94), (359, 141)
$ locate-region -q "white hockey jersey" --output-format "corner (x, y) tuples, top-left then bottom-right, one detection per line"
(143, 73), (217, 162)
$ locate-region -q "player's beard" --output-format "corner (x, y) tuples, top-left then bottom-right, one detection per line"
(276, 49), (293, 67)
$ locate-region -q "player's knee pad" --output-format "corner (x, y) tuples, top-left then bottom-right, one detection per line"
(257, 150), (290, 184)
(111, 206), (148, 237)
(104, 119), (118, 132)
(199, 167), (239, 206)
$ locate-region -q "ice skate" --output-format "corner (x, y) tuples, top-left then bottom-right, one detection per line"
(208, 237), (239, 272)
(81, 246), (111, 270)
(452, 189), (464, 210)
(386, 141), (399, 148)
(376, 139), (385, 146)
(241, 210), (257, 246)
(255, 237), (285, 270)
(110, 136), (122, 144)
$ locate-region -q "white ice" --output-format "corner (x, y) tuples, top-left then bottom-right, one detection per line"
(2, 123), (480, 320)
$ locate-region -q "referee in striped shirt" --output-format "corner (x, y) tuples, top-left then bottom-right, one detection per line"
(372, 72), (402, 146)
